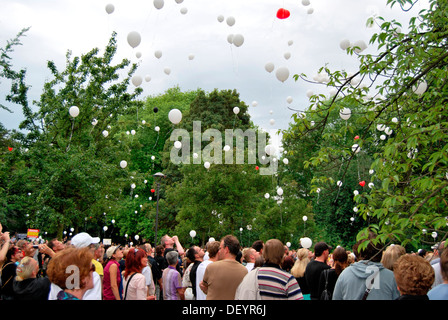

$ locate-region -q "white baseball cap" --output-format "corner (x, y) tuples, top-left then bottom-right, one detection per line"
(71, 232), (100, 248)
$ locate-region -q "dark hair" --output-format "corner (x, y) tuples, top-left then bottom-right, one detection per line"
(440, 248), (448, 281)
(252, 240), (264, 253)
(6, 246), (19, 261)
(222, 235), (240, 256)
(186, 246), (196, 262)
(353, 230), (384, 262)
(333, 247), (348, 276)
(155, 245), (164, 256)
(282, 255), (294, 272)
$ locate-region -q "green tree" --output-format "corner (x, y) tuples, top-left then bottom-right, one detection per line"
(291, 0), (448, 251)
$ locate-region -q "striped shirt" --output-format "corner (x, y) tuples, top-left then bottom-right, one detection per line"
(162, 266), (183, 300)
(257, 263), (303, 300)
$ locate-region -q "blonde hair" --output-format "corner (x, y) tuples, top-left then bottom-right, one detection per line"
(381, 244), (406, 271)
(15, 257), (37, 281)
(291, 248), (310, 278)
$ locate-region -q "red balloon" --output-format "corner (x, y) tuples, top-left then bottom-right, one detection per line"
(8, 147), (13, 151)
(276, 8), (290, 19)
(359, 181), (366, 187)
(151, 188), (155, 193)
(354, 136), (360, 140)
(255, 166), (259, 170)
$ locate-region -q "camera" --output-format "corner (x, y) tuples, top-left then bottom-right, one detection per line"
(32, 245), (39, 249)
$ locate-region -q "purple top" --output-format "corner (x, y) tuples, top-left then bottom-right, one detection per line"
(162, 266), (182, 300)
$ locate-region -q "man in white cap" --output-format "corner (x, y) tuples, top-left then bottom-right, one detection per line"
(47, 232), (103, 300)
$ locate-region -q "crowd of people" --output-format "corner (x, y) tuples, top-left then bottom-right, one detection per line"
(1, 222), (447, 301)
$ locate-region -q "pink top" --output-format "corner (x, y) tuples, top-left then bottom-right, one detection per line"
(122, 273), (147, 300)
(103, 260), (121, 300)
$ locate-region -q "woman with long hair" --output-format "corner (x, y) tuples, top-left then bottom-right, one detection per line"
(103, 245), (123, 300)
(317, 246), (349, 300)
(122, 247), (155, 300)
(291, 248), (311, 300)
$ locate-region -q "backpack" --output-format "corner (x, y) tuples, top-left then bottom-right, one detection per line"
(320, 269), (331, 300)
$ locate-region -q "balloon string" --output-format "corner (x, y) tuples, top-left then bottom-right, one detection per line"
(66, 120), (75, 152)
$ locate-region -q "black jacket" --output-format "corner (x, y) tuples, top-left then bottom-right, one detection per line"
(13, 277), (51, 300)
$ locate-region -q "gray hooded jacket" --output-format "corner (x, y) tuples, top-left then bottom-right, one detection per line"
(332, 260), (400, 300)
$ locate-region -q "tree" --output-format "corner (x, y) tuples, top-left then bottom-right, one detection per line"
(290, 0), (448, 251)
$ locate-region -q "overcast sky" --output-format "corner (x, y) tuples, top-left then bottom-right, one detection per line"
(0, 0), (428, 147)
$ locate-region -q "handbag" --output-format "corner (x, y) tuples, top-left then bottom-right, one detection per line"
(123, 273), (137, 300)
(320, 269), (331, 300)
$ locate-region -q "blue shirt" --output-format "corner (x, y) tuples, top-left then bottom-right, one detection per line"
(428, 283), (448, 300)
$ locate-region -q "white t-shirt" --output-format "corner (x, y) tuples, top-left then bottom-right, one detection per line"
(195, 260), (213, 300)
(48, 271), (101, 300)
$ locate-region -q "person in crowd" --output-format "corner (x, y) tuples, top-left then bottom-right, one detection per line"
(189, 245), (204, 299)
(252, 240), (264, 259)
(428, 248), (448, 300)
(1, 246), (22, 300)
(46, 247), (95, 300)
(140, 244), (156, 298)
(162, 250), (185, 300)
(393, 254), (434, 300)
(0, 229), (12, 264)
(381, 244), (406, 271)
(282, 255), (294, 273)
(200, 235), (248, 300)
(182, 248), (195, 300)
(317, 246), (348, 300)
(13, 256), (51, 300)
(41, 238), (65, 276)
(161, 235), (184, 276)
(144, 243), (163, 300)
(332, 230), (400, 300)
(257, 239), (303, 300)
(242, 247), (256, 272)
(196, 241), (220, 300)
(291, 248), (311, 300)
(122, 247), (154, 300)
(92, 242), (105, 281)
(305, 242), (331, 300)
(47, 232), (102, 300)
(103, 245), (123, 300)
(430, 241), (446, 288)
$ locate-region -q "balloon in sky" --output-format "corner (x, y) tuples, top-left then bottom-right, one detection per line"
(105, 4), (114, 14)
(276, 8), (290, 19)
(265, 62), (274, 73)
(227, 34), (234, 44)
(302, 0), (311, 6)
(217, 15), (224, 23)
(226, 16), (235, 26)
(154, 0), (164, 9)
(155, 50), (162, 59)
(353, 40), (368, 53)
(180, 7), (188, 14)
(164, 67), (171, 75)
(188, 54), (195, 60)
(168, 109), (182, 124)
(131, 75), (142, 87)
(284, 52), (291, 60)
(232, 34), (244, 47)
(275, 67), (289, 82)
(69, 106), (79, 118)
(127, 31), (141, 48)
(233, 106), (240, 114)
(339, 39), (351, 50)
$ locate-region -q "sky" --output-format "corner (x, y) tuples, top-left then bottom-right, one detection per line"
(0, 0), (428, 148)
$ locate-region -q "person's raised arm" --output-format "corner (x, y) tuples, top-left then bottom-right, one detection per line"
(0, 231), (11, 264)
(172, 236), (184, 256)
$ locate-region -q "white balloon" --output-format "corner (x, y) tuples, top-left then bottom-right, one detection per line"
(264, 144), (276, 156)
(227, 34), (234, 44)
(131, 129), (136, 135)
(233, 106), (240, 114)
(307, 7), (314, 14)
(269, 119), (275, 126)
(283, 158), (289, 165)
(102, 130), (109, 137)
(302, 215), (308, 221)
(120, 160), (128, 168)
(103, 226), (108, 231)
(105, 4), (115, 14)
(175, 0), (184, 3)
(168, 109), (182, 124)
(352, 144), (360, 153)
(127, 31), (141, 48)
(413, 80), (427, 95)
(252, 101), (258, 107)
(275, 67), (290, 83)
(264, 193), (270, 199)
(339, 39), (351, 50)
(286, 242), (291, 248)
(189, 230), (196, 238)
(353, 40), (368, 53)
(286, 96), (293, 104)
(180, 7), (188, 14)
(217, 15), (224, 23)
(155, 126), (160, 132)
(223, 145), (231, 152)
(154, 50), (162, 59)
(174, 141), (182, 149)
(91, 118), (98, 126)
(69, 106), (79, 118)
(135, 235), (140, 240)
(340, 108), (351, 120)
(302, 0), (310, 6)
(154, 0), (164, 9)
(306, 90), (314, 98)
(135, 52), (142, 59)
(337, 180), (343, 187)
(284, 52), (291, 60)
(288, 40), (294, 46)
(226, 16), (235, 26)
(188, 54), (195, 60)
(145, 75), (151, 82)
(131, 75), (142, 87)
(300, 237), (312, 249)
(204, 161), (210, 169)
(265, 62), (275, 73)
(277, 187), (283, 196)
(164, 67), (171, 75)
(233, 34), (244, 47)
